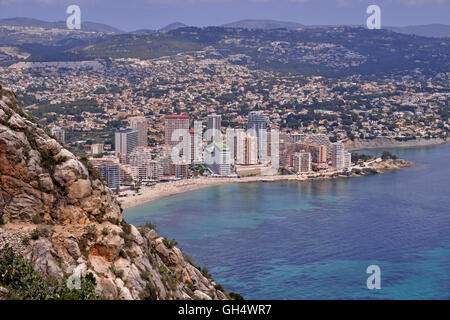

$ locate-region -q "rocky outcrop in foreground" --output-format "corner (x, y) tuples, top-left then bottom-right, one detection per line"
(0, 86), (227, 300)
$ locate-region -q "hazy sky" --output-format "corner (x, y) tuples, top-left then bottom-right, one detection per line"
(0, 0), (449, 31)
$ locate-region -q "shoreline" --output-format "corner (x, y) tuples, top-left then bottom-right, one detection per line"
(121, 158), (413, 210)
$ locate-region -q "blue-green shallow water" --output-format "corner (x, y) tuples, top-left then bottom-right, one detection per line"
(125, 143), (450, 299)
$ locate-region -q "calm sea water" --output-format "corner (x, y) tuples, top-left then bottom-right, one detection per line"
(125, 143), (450, 299)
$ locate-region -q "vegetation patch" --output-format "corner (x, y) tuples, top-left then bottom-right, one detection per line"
(0, 245), (103, 300)
(139, 283), (160, 300)
(162, 237), (178, 249)
(228, 292), (244, 300)
(83, 225), (97, 241)
(109, 266), (124, 279)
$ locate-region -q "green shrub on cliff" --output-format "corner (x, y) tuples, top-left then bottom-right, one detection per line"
(162, 237), (178, 249)
(0, 244), (51, 300)
(228, 292), (244, 300)
(0, 244), (103, 300)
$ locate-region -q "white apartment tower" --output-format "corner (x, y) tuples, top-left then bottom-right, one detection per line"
(207, 113), (222, 143)
(332, 142), (344, 170)
(115, 128), (138, 157)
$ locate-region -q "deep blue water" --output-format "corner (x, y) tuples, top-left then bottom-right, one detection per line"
(125, 143), (450, 299)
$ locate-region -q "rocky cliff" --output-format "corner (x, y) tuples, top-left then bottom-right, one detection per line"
(0, 86), (227, 300)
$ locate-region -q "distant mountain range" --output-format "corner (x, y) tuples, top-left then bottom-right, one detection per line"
(0, 17), (124, 34)
(160, 22), (189, 32)
(387, 24), (450, 38)
(1, 17), (449, 38)
(221, 19), (304, 30)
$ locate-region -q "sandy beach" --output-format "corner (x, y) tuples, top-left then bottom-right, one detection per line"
(119, 175), (304, 209)
(120, 158), (413, 210)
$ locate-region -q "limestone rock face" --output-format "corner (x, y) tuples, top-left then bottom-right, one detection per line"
(0, 87), (227, 300)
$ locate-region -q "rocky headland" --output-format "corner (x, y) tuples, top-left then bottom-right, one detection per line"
(345, 137), (447, 151)
(0, 86), (228, 300)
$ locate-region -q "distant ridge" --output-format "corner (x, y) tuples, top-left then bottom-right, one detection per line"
(387, 24), (450, 38)
(129, 29), (157, 35)
(160, 22), (189, 32)
(221, 19), (304, 30)
(0, 17), (124, 34)
(220, 19), (450, 38)
(2, 17), (449, 38)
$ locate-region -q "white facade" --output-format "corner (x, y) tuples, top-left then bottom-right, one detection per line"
(115, 128), (138, 156)
(344, 151), (352, 169)
(332, 142), (352, 170)
(245, 135), (258, 165)
(206, 142), (232, 176)
(293, 151), (312, 173)
(91, 143), (104, 155)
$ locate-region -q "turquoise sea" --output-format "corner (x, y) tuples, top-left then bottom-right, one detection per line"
(125, 143), (450, 299)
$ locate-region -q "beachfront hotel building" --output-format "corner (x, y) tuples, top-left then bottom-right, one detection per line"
(332, 142), (352, 170)
(205, 142), (232, 176)
(91, 160), (120, 189)
(115, 128), (138, 158)
(129, 146), (153, 167)
(131, 160), (162, 181)
(158, 156), (171, 176)
(232, 129), (246, 165)
(244, 135), (258, 165)
(207, 113), (222, 143)
(344, 152), (352, 169)
(248, 111), (268, 160)
(233, 130), (258, 166)
(332, 142), (345, 170)
(189, 129), (202, 163)
(164, 115), (190, 148)
(129, 116), (148, 147)
(170, 162), (189, 179)
(306, 143), (327, 165)
(306, 133), (333, 160)
(293, 151), (312, 173)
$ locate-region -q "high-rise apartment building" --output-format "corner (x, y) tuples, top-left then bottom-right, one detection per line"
(131, 160), (162, 181)
(306, 134), (332, 160)
(299, 142), (327, 164)
(129, 146), (153, 167)
(244, 135), (258, 165)
(158, 156), (172, 176)
(294, 151), (312, 173)
(91, 160), (120, 189)
(205, 142), (232, 176)
(170, 162), (188, 179)
(248, 111), (268, 160)
(332, 142), (345, 170)
(129, 117), (148, 147)
(207, 113), (222, 143)
(232, 129), (246, 165)
(189, 129), (202, 163)
(115, 128), (138, 158)
(344, 151), (352, 169)
(164, 115), (190, 148)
